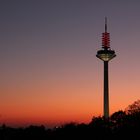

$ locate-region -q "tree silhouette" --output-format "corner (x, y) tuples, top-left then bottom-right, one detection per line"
(125, 100), (140, 115)
(110, 110), (126, 124)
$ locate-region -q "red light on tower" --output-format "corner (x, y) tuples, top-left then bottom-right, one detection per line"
(102, 17), (110, 49)
(102, 32), (110, 48)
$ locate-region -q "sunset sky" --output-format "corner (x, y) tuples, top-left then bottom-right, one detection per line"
(1, 0), (140, 128)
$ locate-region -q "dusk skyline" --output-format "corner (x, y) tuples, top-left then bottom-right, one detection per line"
(1, 0), (140, 128)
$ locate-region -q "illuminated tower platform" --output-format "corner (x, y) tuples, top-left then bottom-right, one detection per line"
(96, 18), (116, 119)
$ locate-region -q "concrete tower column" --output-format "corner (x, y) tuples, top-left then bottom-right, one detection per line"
(104, 61), (109, 118)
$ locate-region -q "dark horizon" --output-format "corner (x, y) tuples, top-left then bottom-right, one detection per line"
(1, 99), (140, 139)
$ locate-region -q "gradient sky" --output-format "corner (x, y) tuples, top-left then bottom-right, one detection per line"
(1, 0), (140, 128)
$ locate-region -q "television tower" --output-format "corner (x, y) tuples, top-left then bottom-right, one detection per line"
(96, 18), (116, 119)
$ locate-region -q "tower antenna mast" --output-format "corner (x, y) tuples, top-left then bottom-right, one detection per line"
(105, 17), (107, 32)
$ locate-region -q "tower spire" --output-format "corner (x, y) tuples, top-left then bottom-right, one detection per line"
(105, 17), (107, 32)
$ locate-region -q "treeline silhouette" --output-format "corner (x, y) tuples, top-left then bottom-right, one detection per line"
(1, 100), (140, 140)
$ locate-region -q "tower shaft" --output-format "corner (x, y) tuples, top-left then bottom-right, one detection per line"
(104, 61), (109, 118)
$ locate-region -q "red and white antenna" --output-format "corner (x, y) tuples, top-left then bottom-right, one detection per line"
(102, 17), (110, 48)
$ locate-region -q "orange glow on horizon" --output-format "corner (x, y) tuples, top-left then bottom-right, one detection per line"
(1, 79), (140, 128)
(1, 54), (140, 128)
